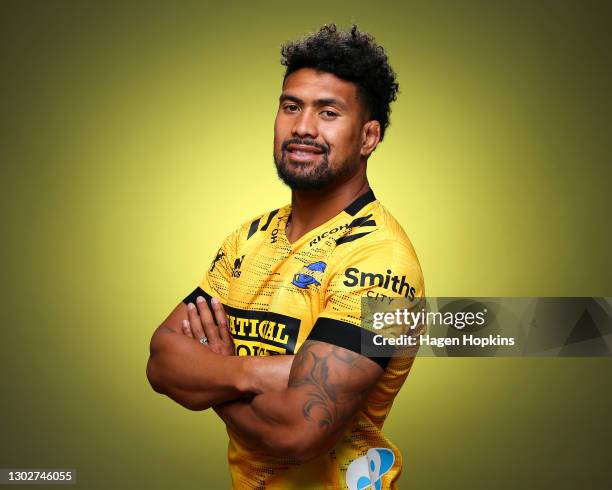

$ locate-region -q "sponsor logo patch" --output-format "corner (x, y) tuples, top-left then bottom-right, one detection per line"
(225, 306), (301, 355)
(343, 267), (416, 301)
(232, 255), (245, 278)
(309, 214), (376, 247)
(346, 448), (395, 490)
(309, 223), (350, 247)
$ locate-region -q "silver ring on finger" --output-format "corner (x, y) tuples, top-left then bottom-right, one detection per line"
(199, 336), (208, 345)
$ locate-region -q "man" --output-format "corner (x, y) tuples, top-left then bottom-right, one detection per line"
(147, 23), (424, 489)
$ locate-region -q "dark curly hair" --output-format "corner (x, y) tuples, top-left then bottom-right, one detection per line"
(280, 23), (399, 142)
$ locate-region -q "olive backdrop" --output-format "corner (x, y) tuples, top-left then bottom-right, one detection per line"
(1, 1), (610, 488)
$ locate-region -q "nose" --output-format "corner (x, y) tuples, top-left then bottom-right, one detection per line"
(292, 108), (318, 139)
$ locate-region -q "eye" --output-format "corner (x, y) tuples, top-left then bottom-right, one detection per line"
(321, 110), (338, 119)
(283, 104), (299, 112)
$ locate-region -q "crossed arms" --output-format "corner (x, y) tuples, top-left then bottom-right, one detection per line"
(146, 294), (384, 461)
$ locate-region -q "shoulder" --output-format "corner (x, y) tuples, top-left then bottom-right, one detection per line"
(335, 201), (420, 264)
(324, 201), (425, 297)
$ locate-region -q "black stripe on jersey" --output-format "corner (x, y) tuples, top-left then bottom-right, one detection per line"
(348, 214), (375, 228)
(260, 209), (279, 231)
(335, 231), (374, 246)
(344, 189), (376, 216)
(182, 287), (215, 310)
(247, 218), (261, 239)
(307, 317), (392, 369)
(358, 219), (376, 227)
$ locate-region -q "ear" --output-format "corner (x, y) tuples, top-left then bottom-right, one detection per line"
(360, 120), (381, 157)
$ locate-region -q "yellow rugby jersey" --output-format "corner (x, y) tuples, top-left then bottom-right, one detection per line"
(183, 189), (424, 489)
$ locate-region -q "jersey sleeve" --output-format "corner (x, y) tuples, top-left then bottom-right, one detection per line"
(182, 227), (240, 306)
(306, 240), (425, 369)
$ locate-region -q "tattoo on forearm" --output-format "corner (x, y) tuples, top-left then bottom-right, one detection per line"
(288, 341), (377, 431)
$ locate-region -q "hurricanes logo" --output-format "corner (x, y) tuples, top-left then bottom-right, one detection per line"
(292, 261), (327, 289)
(346, 448), (395, 490)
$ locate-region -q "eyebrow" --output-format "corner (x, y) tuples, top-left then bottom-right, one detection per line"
(279, 94), (349, 111)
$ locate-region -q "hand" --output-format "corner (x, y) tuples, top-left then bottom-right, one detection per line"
(182, 296), (234, 356)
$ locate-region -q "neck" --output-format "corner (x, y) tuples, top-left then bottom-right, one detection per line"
(286, 168), (370, 243)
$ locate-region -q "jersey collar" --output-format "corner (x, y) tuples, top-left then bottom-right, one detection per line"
(343, 189), (376, 216)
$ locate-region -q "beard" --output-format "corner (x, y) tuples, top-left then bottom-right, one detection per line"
(274, 137), (359, 191)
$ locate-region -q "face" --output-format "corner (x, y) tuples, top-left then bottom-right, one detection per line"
(273, 68), (377, 190)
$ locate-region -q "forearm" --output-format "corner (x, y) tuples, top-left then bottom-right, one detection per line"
(147, 328), (246, 409)
(215, 341), (384, 461)
(215, 390), (306, 457)
(214, 388), (341, 461)
(147, 328), (293, 410)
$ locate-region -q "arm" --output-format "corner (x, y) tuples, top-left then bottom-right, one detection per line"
(146, 298), (293, 411)
(214, 340), (383, 462)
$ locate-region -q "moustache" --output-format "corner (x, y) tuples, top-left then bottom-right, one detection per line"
(281, 138), (328, 154)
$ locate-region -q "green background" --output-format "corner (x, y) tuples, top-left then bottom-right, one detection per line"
(1, 1), (610, 488)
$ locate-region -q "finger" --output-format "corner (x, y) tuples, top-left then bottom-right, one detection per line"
(211, 298), (232, 344)
(181, 319), (194, 338)
(196, 296), (222, 345)
(186, 302), (206, 340)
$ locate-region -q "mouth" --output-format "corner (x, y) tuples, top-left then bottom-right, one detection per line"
(285, 144), (325, 163)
